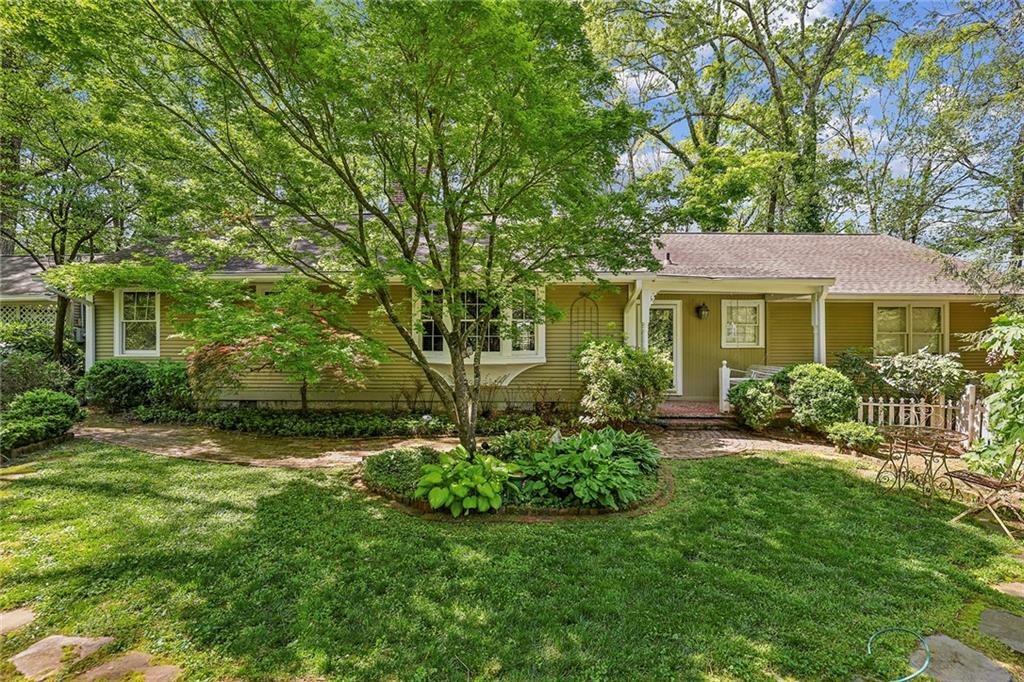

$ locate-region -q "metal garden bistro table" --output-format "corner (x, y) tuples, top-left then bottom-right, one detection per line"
(875, 426), (965, 503)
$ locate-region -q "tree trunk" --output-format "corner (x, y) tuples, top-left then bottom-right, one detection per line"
(299, 378), (308, 412)
(53, 295), (70, 363)
(792, 100), (822, 233)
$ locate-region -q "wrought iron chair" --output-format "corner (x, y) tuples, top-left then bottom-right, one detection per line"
(949, 444), (1024, 541)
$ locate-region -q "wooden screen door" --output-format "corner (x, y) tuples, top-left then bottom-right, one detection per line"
(649, 302), (682, 395)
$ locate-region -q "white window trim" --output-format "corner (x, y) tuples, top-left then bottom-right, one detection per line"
(721, 299), (765, 349)
(113, 289), (161, 358)
(872, 301), (949, 356)
(411, 288), (546, 365)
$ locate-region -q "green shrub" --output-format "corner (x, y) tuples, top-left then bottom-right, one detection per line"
(147, 360), (194, 411)
(484, 429), (556, 461)
(876, 350), (971, 399)
(78, 359), (153, 412)
(1, 389), (82, 452)
(576, 339), (673, 425)
(834, 348), (887, 397)
(0, 321), (84, 370)
(132, 405), (201, 424)
(728, 379), (782, 431)
(7, 389), (83, 423)
(788, 364), (859, 432)
(516, 429), (656, 509)
(0, 416), (71, 452)
(362, 447), (440, 496)
(414, 448), (517, 517)
(0, 351), (74, 407)
(826, 421), (884, 455)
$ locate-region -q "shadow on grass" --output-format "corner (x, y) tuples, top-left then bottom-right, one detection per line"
(1, 445), (1021, 681)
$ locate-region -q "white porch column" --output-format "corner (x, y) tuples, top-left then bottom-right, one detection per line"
(623, 280), (642, 347)
(639, 289), (655, 351)
(84, 294), (96, 370)
(812, 287), (827, 364)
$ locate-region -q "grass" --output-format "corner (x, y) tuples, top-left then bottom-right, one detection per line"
(1, 442), (1022, 681)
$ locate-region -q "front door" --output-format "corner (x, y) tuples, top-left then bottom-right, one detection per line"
(649, 302), (682, 395)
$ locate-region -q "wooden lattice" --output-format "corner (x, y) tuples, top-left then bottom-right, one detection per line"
(0, 303), (57, 327)
(569, 292), (599, 379)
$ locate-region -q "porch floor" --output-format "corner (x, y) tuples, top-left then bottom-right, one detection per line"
(658, 400), (724, 417)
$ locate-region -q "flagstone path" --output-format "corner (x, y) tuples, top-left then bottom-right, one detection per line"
(0, 607), (35, 636)
(3, 608), (182, 681)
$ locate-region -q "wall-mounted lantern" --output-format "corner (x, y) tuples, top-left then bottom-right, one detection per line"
(696, 302), (710, 320)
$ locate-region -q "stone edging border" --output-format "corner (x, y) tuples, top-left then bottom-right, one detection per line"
(358, 462), (675, 523)
(2, 433), (74, 460)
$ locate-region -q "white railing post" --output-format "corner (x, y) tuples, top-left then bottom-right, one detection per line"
(719, 361), (731, 413)
(964, 384), (978, 443)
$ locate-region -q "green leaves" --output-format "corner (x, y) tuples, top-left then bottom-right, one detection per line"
(413, 447), (518, 517)
(514, 428), (657, 510)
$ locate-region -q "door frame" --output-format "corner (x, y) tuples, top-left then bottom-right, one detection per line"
(649, 300), (683, 396)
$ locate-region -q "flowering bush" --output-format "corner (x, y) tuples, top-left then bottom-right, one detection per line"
(576, 339), (673, 424)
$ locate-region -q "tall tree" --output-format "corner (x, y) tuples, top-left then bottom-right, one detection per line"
(1, 2), (201, 360)
(590, 0), (885, 232)
(93, 0), (657, 449)
(898, 0), (1024, 304)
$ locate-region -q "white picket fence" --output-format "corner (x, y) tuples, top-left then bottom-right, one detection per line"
(857, 384), (988, 443)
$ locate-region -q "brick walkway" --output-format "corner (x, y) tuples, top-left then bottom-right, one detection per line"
(651, 428), (834, 459)
(74, 415), (838, 468)
(76, 417), (460, 469)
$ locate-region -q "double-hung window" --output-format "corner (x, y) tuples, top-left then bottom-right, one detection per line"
(420, 289), (444, 352)
(116, 290), (159, 356)
(510, 290), (537, 352)
(416, 288), (543, 360)
(721, 299), (765, 348)
(875, 304), (944, 355)
(459, 291), (501, 353)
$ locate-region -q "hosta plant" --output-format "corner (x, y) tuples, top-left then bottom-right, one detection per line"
(414, 447), (518, 517)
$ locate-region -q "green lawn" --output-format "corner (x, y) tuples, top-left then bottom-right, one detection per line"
(1, 442), (1022, 681)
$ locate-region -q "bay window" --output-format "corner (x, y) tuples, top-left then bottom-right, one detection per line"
(415, 288), (544, 360)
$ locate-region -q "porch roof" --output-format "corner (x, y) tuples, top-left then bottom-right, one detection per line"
(643, 233), (976, 296)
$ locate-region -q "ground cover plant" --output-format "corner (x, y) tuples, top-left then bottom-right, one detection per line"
(0, 441), (1021, 681)
(132, 405), (553, 439)
(362, 446), (440, 497)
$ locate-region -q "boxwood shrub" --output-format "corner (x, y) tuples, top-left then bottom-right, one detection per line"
(1, 389), (83, 453)
(728, 379), (782, 431)
(826, 421), (884, 455)
(787, 363), (859, 433)
(77, 359), (153, 412)
(362, 446), (440, 497)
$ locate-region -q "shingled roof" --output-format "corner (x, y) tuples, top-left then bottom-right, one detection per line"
(650, 233), (974, 295)
(0, 256), (56, 299)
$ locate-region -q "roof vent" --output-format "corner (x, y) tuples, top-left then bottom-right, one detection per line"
(665, 252), (674, 265)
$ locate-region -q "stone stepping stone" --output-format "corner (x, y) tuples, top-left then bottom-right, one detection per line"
(994, 582), (1024, 599)
(0, 606), (36, 635)
(76, 651), (181, 681)
(9, 634), (114, 681)
(979, 608), (1024, 654)
(909, 634), (1014, 682)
